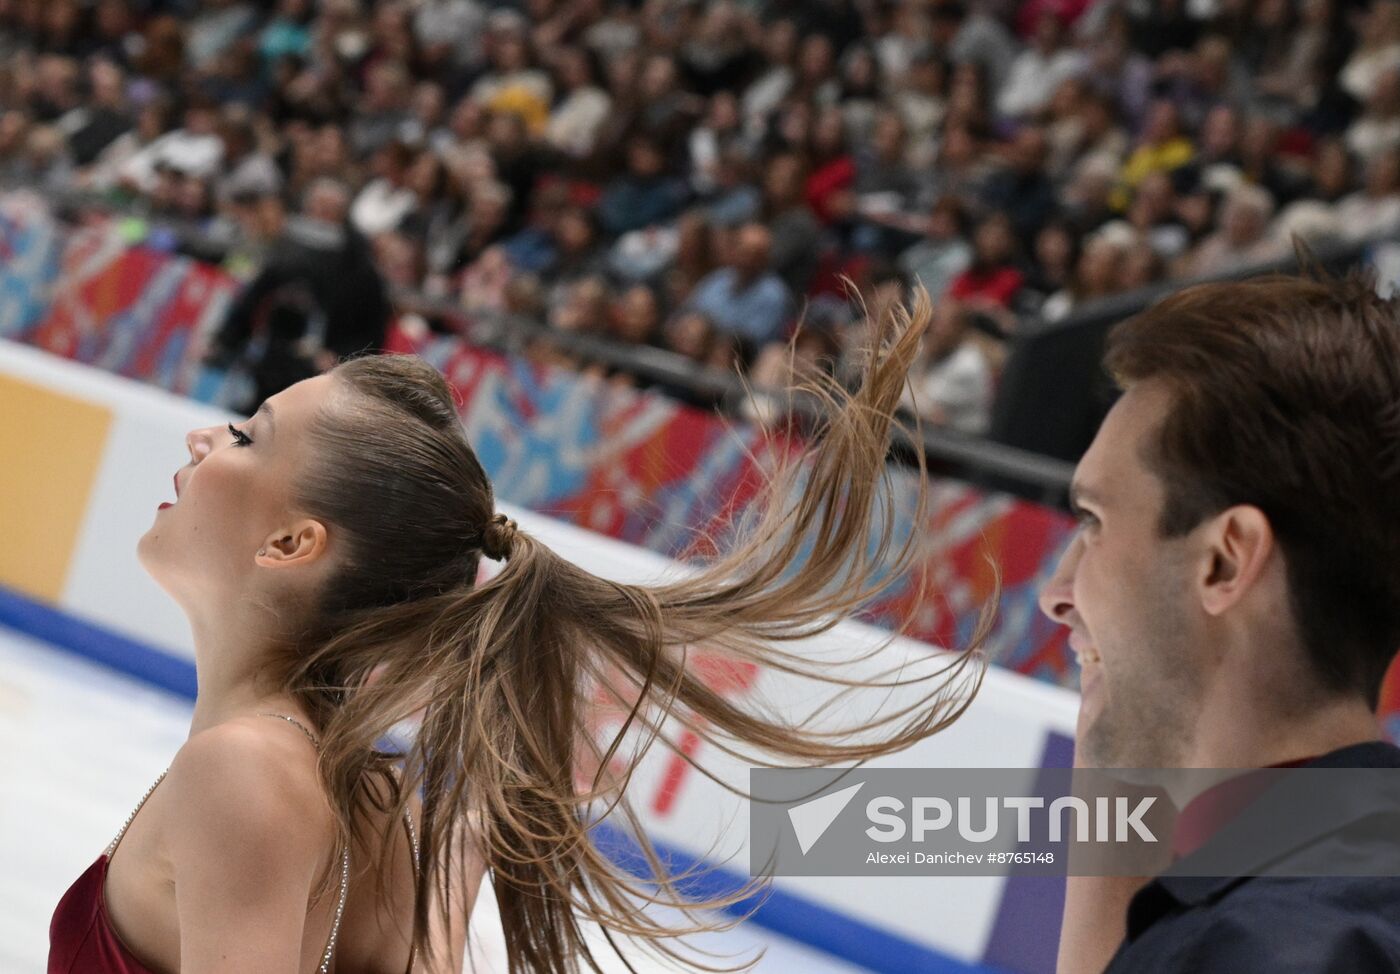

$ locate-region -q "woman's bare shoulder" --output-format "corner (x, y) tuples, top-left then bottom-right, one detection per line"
(163, 717), (335, 865)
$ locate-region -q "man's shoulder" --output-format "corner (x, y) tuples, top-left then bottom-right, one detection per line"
(1112, 876), (1400, 973)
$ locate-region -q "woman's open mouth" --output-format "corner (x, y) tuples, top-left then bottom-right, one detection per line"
(160, 472), (182, 510)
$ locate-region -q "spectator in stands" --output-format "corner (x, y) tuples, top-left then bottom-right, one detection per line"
(449, 179), (513, 283)
(1347, 64), (1400, 164)
(1169, 176), (1218, 252)
(758, 151), (822, 294)
(663, 309), (716, 368)
(544, 45), (611, 160)
(65, 59), (132, 168)
(1041, 228), (1130, 321)
(350, 140), (417, 237)
(803, 104), (857, 225)
(117, 97), (224, 194)
(1118, 237), (1167, 291)
(1173, 182), (1278, 278)
(89, 0), (138, 69)
(1159, 35), (1253, 133)
(1185, 104), (1242, 180)
(949, 212), (1026, 310)
(739, 18), (796, 127)
(609, 283), (662, 348)
(1124, 170), (1190, 260)
(1305, 137), (1357, 204)
(206, 179), (391, 413)
(12, 124), (76, 194)
(890, 48), (948, 169)
(662, 209), (718, 307)
(549, 272), (610, 336)
(742, 318), (845, 427)
(470, 13), (553, 134)
(850, 108), (920, 252)
(699, 143), (762, 229)
(900, 300), (995, 435)
(29, 54), (82, 123)
(928, 122), (996, 208)
(1237, 114), (1310, 206)
(596, 133), (690, 237)
(997, 11), (1086, 120)
(1339, 0), (1400, 105)
(834, 42), (883, 144)
(1113, 99), (1194, 210)
(981, 126), (1059, 242)
(1335, 148), (1400, 242)
(0, 110), (32, 183)
(215, 110), (282, 205)
(349, 60), (414, 157)
(413, 0), (486, 82)
(688, 90), (747, 196)
(687, 221), (792, 347)
(897, 194), (974, 302)
(1022, 218), (1080, 312)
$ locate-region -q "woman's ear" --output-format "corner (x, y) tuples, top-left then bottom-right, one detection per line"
(255, 520), (330, 568)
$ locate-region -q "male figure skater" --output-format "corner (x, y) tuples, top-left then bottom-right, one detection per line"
(1038, 267), (1400, 971)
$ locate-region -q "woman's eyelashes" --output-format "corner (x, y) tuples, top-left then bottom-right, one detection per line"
(227, 422), (254, 447)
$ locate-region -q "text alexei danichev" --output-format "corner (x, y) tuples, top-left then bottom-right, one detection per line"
(867, 851), (981, 864)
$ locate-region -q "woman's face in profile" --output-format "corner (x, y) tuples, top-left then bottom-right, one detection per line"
(138, 373), (337, 611)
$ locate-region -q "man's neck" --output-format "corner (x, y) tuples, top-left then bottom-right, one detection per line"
(1184, 694), (1381, 769)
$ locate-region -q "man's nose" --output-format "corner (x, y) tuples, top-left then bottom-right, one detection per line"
(1037, 536), (1081, 626)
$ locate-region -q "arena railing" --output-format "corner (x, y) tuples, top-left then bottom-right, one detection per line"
(987, 235), (1383, 474)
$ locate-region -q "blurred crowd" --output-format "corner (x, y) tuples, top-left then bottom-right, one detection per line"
(2, 0), (1397, 433)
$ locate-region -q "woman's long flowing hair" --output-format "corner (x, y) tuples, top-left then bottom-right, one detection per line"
(277, 285), (998, 972)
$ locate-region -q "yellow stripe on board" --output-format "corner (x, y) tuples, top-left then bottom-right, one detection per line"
(0, 375), (112, 602)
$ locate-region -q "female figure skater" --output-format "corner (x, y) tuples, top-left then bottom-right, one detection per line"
(49, 288), (992, 973)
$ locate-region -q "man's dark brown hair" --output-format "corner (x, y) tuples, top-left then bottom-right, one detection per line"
(1104, 266), (1400, 706)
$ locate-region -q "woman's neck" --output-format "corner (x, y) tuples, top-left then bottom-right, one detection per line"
(186, 614), (307, 737)
(190, 684), (308, 738)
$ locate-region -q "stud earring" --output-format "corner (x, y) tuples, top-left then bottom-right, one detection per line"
(257, 548), (266, 556)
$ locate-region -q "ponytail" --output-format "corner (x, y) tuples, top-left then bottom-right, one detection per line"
(282, 285), (996, 972)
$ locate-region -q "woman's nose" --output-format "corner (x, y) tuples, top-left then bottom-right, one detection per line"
(185, 426), (214, 463)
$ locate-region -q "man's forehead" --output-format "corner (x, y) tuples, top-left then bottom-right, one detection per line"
(1073, 381), (1173, 504)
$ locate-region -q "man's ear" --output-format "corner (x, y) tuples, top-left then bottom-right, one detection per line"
(1199, 504), (1275, 617)
(255, 520), (329, 568)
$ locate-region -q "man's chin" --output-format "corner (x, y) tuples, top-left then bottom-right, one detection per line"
(1076, 706), (1134, 769)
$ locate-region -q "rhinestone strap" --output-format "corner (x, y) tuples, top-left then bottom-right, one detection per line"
(404, 805), (420, 874)
(258, 711), (321, 749)
(402, 788), (421, 974)
(256, 713), (350, 974)
(105, 767), (169, 858)
(318, 844), (350, 974)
